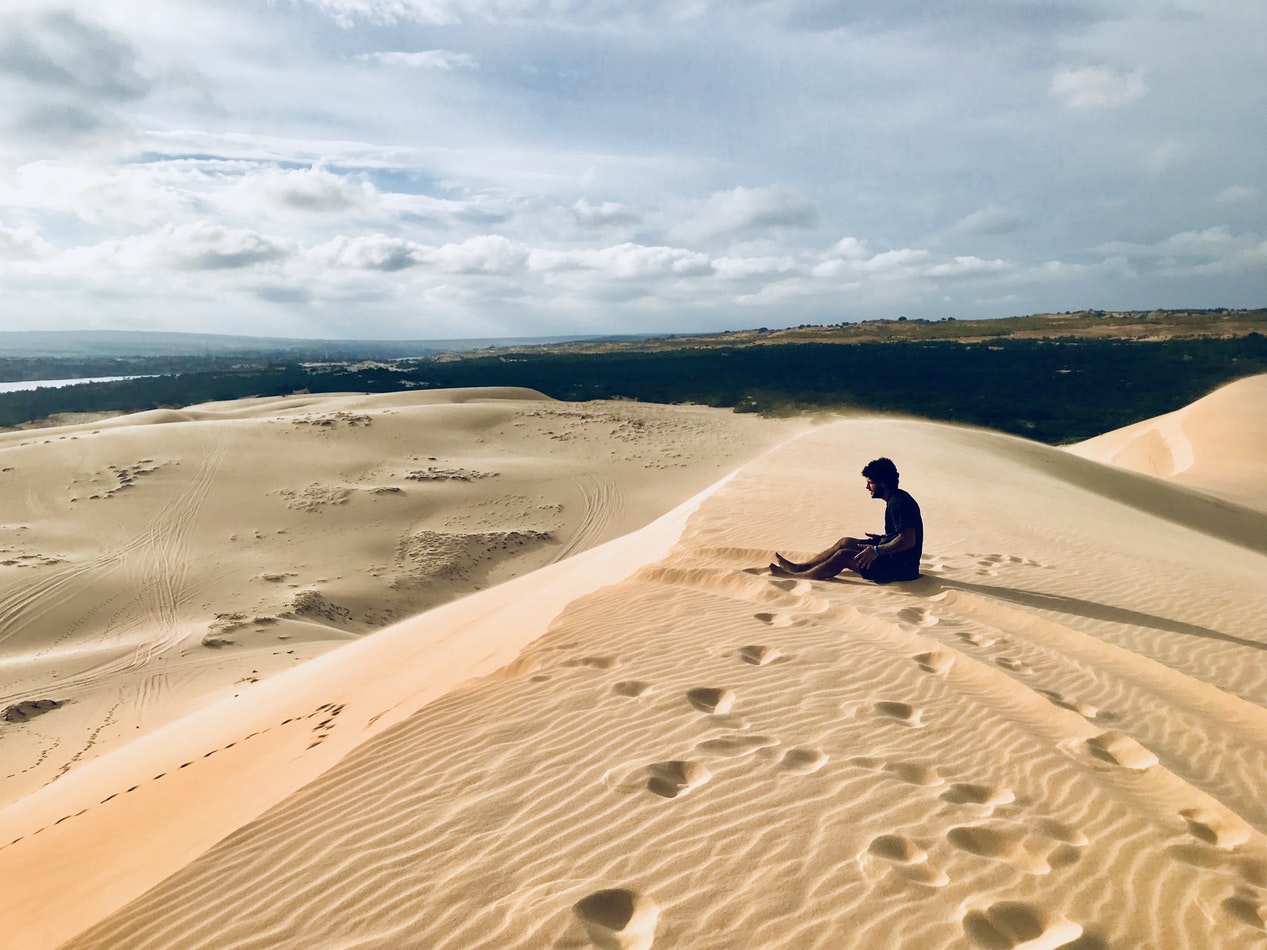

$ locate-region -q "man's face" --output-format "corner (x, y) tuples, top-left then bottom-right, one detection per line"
(866, 477), (880, 497)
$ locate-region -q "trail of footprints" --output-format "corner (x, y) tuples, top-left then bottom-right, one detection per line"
(567, 635), (830, 803)
(899, 603), (1103, 723)
(566, 633), (1112, 949)
(898, 580), (1267, 941)
(0, 702), (347, 853)
(556, 562), (1267, 948)
(967, 551), (1050, 578)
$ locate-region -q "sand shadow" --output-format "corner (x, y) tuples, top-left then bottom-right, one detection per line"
(912, 576), (1267, 653)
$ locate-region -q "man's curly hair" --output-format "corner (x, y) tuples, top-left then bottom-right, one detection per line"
(861, 457), (899, 487)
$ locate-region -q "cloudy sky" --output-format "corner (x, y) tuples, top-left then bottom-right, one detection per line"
(0, 0), (1263, 340)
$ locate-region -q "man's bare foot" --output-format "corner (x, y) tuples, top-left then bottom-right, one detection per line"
(768, 562), (795, 577)
(774, 553), (803, 572)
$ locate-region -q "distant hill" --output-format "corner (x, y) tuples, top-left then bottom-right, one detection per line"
(485, 308), (1267, 356)
(0, 330), (652, 360)
(4, 311), (1261, 360)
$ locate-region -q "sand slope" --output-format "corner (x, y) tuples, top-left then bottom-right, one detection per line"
(0, 389), (793, 813)
(1070, 373), (1267, 512)
(11, 404), (1264, 949)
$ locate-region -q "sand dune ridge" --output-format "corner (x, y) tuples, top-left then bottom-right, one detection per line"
(3, 381), (1267, 948)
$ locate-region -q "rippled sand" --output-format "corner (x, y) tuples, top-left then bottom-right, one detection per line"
(3, 379), (1266, 949)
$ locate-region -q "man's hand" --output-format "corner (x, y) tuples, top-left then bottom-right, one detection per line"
(854, 544), (879, 569)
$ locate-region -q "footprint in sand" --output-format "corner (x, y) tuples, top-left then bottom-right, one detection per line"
(779, 748), (828, 774)
(686, 687), (735, 714)
(696, 734), (778, 757)
(897, 607), (939, 627)
(874, 701), (925, 727)
(957, 630), (999, 648)
(995, 656), (1034, 676)
(1084, 731), (1158, 771)
(1179, 806), (1251, 849)
(974, 554), (1013, 570)
(867, 834), (949, 887)
(913, 650), (953, 675)
(573, 888), (659, 950)
(1223, 889), (1267, 932)
(1037, 818), (1089, 848)
(942, 783), (1016, 811)
(1038, 690), (1099, 720)
(768, 578), (813, 596)
(1168, 841), (1227, 870)
(947, 824), (1051, 874)
(753, 612), (798, 628)
(612, 681), (652, 698)
(962, 901), (1083, 949)
(564, 655), (621, 670)
(851, 756), (945, 787)
(1237, 857), (1267, 887)
(645, 760), (711, 799)
(738, 644), (782, 666)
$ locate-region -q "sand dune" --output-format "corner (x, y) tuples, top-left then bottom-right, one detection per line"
(3, 382), (1267, 948)
(0, 389), (794, 813)
(1070, 373), (1267, 512)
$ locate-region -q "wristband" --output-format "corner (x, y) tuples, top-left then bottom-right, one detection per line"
(873, 545), (880, 556)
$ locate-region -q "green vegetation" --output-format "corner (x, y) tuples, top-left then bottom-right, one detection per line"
(492, 308), (1267, 354)
(415, 335), (1267, 443)
(4, 333), (1266, 445)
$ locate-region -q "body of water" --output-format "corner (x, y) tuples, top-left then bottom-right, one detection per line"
(0, 375), (155, 394)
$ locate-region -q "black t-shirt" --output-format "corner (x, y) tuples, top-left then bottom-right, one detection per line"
(881, 488), (923, 580)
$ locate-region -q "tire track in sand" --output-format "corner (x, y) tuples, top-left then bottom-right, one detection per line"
(554, 472), (623, 562)
(0, 430), (231, 702)
(128, 429), (231, 666)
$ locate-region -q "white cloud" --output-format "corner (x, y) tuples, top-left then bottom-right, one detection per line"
(222, 166), (379, 215)
(359, 49), (478, 70)
(0, 2), (1260, 336)
(712, 255), (797, 280)
(925, 255), (1011, 278)
(0, 160), (202, 227)
(530, 242), (713, 278)
(1215, 185), (1260, 206)
(862, 248), (929, 272)
(0, 9), (152, 155)
(678, 186), (818, 243)
(300, 0), (568, 27)
(0, 224), (51, 259)
(953, 206), (1023, 236)
(1096, 226), (1267, 278)
(0, 9), (148, 102)
(1050, 66), (1148, 110)
(570, 198), (640, 229)
(424, 234), (527, 273)
(1144, 141), (1181, 176)
(826, 237), (868, 260)
(91, 221), (294, 271)
(312, 234), (422, 270)
(298, 0), (704, 28)
(812, 240), (1011, 284)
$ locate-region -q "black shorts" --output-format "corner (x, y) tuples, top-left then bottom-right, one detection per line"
(858, 557), (920, 584)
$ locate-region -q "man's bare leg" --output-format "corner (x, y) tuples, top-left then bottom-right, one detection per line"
(796, 547), (865, 579)
(773, 538), (867, 576)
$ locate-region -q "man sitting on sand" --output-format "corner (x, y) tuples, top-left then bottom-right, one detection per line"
(772, 457), (923, 583)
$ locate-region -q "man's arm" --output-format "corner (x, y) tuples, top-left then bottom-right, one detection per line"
(854, 527), (917, 568)
(877, 527), (918, 556)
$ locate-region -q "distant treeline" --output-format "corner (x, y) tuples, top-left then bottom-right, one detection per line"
(0, 355), (269, 383)
(2, 335), (1266, 444)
